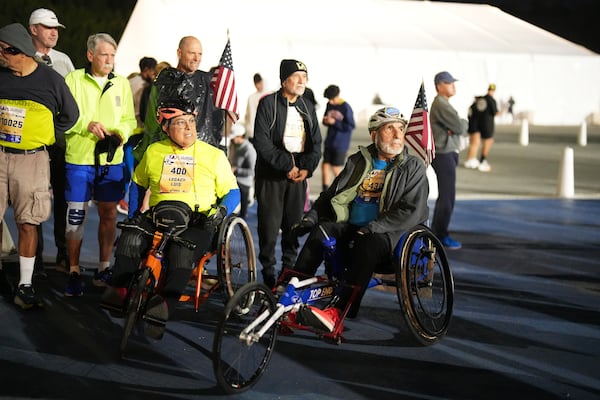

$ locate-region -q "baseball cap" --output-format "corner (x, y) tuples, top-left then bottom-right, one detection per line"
(228, 123), (246, 139)
(29, 8), (66, 28)
(434, 71), (458, 85)
(0, 23), (36, 57)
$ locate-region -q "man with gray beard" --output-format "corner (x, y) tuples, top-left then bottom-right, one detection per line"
(290, 107), (429, 332)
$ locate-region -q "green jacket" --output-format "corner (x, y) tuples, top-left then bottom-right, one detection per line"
(64, 68), (136, 165)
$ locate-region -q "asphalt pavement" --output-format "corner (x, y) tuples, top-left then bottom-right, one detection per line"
(0, 124), (599, 400)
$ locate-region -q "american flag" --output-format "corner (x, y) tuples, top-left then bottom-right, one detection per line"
(211, 39), (239, 123)
(406, 81), (434, 165)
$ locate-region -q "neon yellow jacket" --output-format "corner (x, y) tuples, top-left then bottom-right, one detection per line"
(64, 68), (135, 165)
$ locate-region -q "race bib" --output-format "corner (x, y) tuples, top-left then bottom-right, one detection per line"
(0, 104), (25, 144)
(159, 154), (194, 193)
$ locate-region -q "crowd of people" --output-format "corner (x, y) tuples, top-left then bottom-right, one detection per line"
(1, 6), (494, 337)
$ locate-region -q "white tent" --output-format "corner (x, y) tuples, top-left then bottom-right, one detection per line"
(116, 0), (600, 125)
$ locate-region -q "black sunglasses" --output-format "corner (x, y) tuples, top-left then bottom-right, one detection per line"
(0, 46), (22, 55)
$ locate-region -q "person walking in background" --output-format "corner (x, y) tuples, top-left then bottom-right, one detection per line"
(0, 23), (79, 308)
(63, 33), (136, 296)
(252, 59), (321, 288)
(228, 124), (256, 219)
(430, 71), (467, 250)
(464, 83), (499, 172)
(244, 73), (266, 142)
(29, 8), (76, 273)
(321, 84), (355, 191)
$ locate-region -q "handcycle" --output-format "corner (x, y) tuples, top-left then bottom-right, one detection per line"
(212, 224), (454, 394)
(105, 201), (257, 355)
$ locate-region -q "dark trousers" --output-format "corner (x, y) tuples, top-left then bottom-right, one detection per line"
(238, 183), (250, 219)
(112, 217), (214, 316)
(294, 221), (392, 316)
(255, 177), (306, 277)
(431, 151), (458, 238)
(36, 144), (68, 265)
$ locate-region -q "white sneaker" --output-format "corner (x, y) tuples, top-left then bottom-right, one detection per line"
(464, 158), (480, 169)
(478, 160), (491, 172)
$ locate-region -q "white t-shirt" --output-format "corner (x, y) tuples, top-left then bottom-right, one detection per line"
(283, 105), (305, 153)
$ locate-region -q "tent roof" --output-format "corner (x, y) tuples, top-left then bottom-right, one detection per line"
(116, 0), (600, 125)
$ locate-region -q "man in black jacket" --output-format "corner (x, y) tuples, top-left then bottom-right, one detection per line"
(252, 59), (322, 288)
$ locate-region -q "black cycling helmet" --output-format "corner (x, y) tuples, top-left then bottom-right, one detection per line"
(156, 99), (197, 125)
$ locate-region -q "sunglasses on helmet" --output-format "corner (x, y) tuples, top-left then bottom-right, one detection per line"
(381, 107), (402, 118)
(0, 46), (22, 56)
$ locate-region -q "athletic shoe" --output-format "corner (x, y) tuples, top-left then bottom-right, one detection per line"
(93, 268), (113, 287)
(14, 284), (43, 309)
(65, 272), (84, 297)
(116, 199), (129, 215)
(463, 158), (480, 169)
(478, 160), (491, 172)
(143, 294), (168, 340)
(440, 236), (462, 250)
(297, 306), (341, 333)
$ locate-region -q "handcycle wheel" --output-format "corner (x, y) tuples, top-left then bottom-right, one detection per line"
(217, 215), (257, 303)
(396, 225), (454, 345)
(120, 268), (151, 355)
(213, 281), (278, 394)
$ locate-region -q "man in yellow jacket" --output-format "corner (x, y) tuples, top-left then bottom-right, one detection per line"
(63, 33), (135, 297)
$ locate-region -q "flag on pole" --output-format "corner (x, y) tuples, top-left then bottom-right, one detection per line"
(211, 38), (239, 123)
(406, 81), (434, 165)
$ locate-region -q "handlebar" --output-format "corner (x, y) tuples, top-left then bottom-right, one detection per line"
(117, 221), (197, 250)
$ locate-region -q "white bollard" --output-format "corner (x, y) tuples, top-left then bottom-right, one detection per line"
(426, 165), (438, 200)
(519, 119), (529, 146)
(578, 120), (587, 146)
(556, 146), (575, 198)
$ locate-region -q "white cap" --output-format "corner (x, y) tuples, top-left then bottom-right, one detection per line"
(29, 8), (66, 28)
(228, 124), (246, 139)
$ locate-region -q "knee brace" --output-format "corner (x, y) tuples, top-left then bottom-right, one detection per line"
(65, 201), (87, 241)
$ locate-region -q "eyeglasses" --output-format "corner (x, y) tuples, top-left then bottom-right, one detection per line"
(171, 118), (196, 129)
(0, 46), (22, 56)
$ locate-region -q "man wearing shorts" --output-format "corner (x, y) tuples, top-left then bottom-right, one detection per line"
(63, 33), (135, 296)
(321, 84), (355, 191)
(0, 23), (79, 308)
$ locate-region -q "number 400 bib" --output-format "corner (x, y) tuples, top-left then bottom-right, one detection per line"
(159, 154), (194, 193)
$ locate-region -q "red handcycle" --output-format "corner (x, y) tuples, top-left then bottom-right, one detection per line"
(212, 224), (454, 393)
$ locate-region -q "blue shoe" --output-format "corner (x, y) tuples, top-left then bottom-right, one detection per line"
(93, 268), (113, 287)
(65, 272), (84, 297)
(441, 236), (462, 250)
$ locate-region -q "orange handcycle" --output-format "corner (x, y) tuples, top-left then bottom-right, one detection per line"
(212, 224), (454, 393)
(111, 202), (256, 355)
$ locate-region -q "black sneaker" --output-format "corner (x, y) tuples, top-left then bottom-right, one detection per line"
(92, 268), (113, 287)
(14, 284), (43, 309)
(65, 272), (84, 297)
(143, 295), (168, 340)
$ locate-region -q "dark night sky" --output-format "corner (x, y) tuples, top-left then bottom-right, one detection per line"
(434, 0), (600, 54)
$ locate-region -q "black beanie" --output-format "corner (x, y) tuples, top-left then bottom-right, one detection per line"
(280, 59), (307, 83)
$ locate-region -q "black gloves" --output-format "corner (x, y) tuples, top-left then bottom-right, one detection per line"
(205, 206), (227, 230)
(291, 209), (318, 237)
